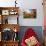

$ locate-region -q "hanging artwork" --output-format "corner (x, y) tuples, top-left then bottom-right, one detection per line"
(23, 9), (37, 18)
(2, 10), (9, 15)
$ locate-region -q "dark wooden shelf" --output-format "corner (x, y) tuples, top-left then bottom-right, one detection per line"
(0, 40), (19, 46)
(0, 24), (20, 32)
(0, 7), (19, 46)
(0, 7), (19, 10)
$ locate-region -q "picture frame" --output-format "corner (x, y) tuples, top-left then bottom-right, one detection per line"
(23, 9), (37, 18)
(2, 10), (9, 15)
(9, 10), (18, 15)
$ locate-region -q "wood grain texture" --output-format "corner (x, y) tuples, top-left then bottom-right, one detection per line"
(0, 24), (20, 32)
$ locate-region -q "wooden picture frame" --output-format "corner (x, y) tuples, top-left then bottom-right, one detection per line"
(23, 9), (37, 18)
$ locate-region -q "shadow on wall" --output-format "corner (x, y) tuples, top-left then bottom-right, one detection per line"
(18, 26), (43, 44)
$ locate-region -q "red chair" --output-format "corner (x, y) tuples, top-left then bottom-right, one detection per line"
(21, 28), (41, 46)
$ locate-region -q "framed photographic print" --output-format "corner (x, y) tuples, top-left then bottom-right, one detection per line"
(23, 9), (37, 18)
(9, 10), (17, 15)
(2, 10), (9, 15)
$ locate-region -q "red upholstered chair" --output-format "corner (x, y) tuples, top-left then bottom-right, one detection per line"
(21, 28), (41, 46)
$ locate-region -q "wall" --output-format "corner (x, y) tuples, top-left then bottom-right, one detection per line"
(18, 0), (44, 26)
(8, 16), (17, 24)
(0, 0), (44, 26)
(18, 26), (43, 44)
(0, 0), (15, 7)
(0, 0), (44, 44)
